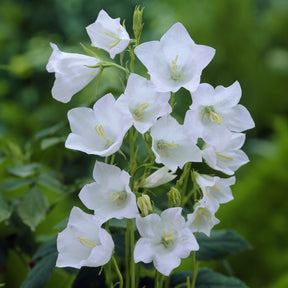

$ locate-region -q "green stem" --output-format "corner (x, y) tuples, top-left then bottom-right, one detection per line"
(112, 256), (123, 288)
(128, 219), (136, 288)
(181, 162), (191, 201)
(191, 251), (199, 288)
(125, 222), (130, 288)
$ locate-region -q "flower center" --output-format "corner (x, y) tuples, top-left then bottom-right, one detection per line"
(157, 140), (179, 157)
(201, 106), (223, 125)
(171, 55), (184, 80)
(195, 208), (210, 224)
(131, 103), (149, 121)
(77, 236), (97, 248)
(109, 191), (127, 206)
(205, 184), (220, 198)
(161, 229), (175, 248)
(95, 124), (111, 148)
(104, 32), (121, 48)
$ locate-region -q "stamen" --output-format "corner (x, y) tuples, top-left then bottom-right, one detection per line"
(205, 184), (220, 198)
(215, 152), (233, 161)
(77, 236), (97, 248)
(95, 124), (111, 147)
(201, 106), (223, 125)
(195, 208), (210, 224)
(131, 103), (149, 121)
(161, 229), (175, 248)
(171, 55), (184, 80)
(157, 140), (179, 157)
(104, 32), (121, 48)
(109, 191), (127, 206)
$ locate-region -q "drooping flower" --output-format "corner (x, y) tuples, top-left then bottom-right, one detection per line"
(46, 43), (100, 103)
(117, 73), (172, 133)
(202, 132), (249, 175)
(134, 207), (199, 276)
(79, 161), (138, 224)
(56, 207), (114, 268)
(65, 93), (132, 156)
(151, 115), (202, 171)
(86, 9), (130, 59)
(186, 199), (220, 236)
(134, 23), (215, 93)
(194, 172), (235, 210)
(186, 81), (255, 148)
(142, 166), (177, 188)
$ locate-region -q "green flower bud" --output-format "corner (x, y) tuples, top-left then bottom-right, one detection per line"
(137, 194), (153, 216)
(133, 6), (144, 43)
(167, 187), (181, 207)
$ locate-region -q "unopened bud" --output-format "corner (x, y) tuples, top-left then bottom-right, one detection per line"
(167, 187), (181, 207)
(133, 6), (144, 43)
(137, 194), (153, 216)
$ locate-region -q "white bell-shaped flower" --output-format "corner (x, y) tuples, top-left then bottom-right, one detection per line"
(142, 166), (177, 188)
(46, 43), (100, 103)
(117, 73), (172, 133)
(151, 115), (202, 171)
(186, 200), (220, 237)
(86, 9), (130, 59)
(134, 23), (215, 93)
(195, 173), (235, 210)
(56, 207), (114, 268)
(134, 207), (199, 276)
(65, 93), (132, 156)
(79, 161), (138, 224)
(202, 132), (249, 175)
(187, 81), (255, 148)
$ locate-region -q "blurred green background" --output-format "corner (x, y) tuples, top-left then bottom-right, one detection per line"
(0, 0), (288, 287)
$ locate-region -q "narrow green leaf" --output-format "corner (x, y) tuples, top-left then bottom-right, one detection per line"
(32, 239), (57, 261)
(196, 268), (249, 288)
(196, 229), (252, 261)
(170, 269), (248, 288)
(17, 187), (49, 231)
(35, 122), (65, 140)
(0, 194), (12, 222)
(20, 253), (57, 288)
(36, 172), (64, 193)
(0, 178), (33, 192)
(40, 136), (66, 150)
(7, 163), (40, 178)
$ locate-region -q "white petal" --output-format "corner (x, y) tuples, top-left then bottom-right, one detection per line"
(154, 252), (181, 276)
(134, 238), (156, 263)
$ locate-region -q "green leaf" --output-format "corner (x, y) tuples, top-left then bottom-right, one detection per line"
(40, 136), (66, 150)
(20, 253), (57, 288)
(196, 268), (249, 288)
(36, 172), (64, 193)
(196, 229), (252, 261)
(0, 193), (12, 222)
(17, 187), (49, 231)
(35, 122), (66, 140)
(7, 163), (40, 178)
(0, 178), (33, 192)
(32, 239), (57, 261)
(170, 269), (248, 288)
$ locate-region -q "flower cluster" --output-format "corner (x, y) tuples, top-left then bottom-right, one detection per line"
(47, 8), (254, 279)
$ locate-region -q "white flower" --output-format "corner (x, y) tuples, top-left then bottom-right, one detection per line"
(134, 23), (215, 93)
(46, 43), (100, 103)
(134, 207), (199, 276)
(79, 161), (138, 224)
(65, 93), (132, 156)
(151, 115), (202, 171)
(117, 73), (172, 133)
(142, 166), (177, 188)
(186, 200), (220, 236)
(202, 133), (249, 175)
(195, 173), (235, 210)
(86, 9), (130, 59)
(187, 81), (255, 148)
(56, 207), (114, 268)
